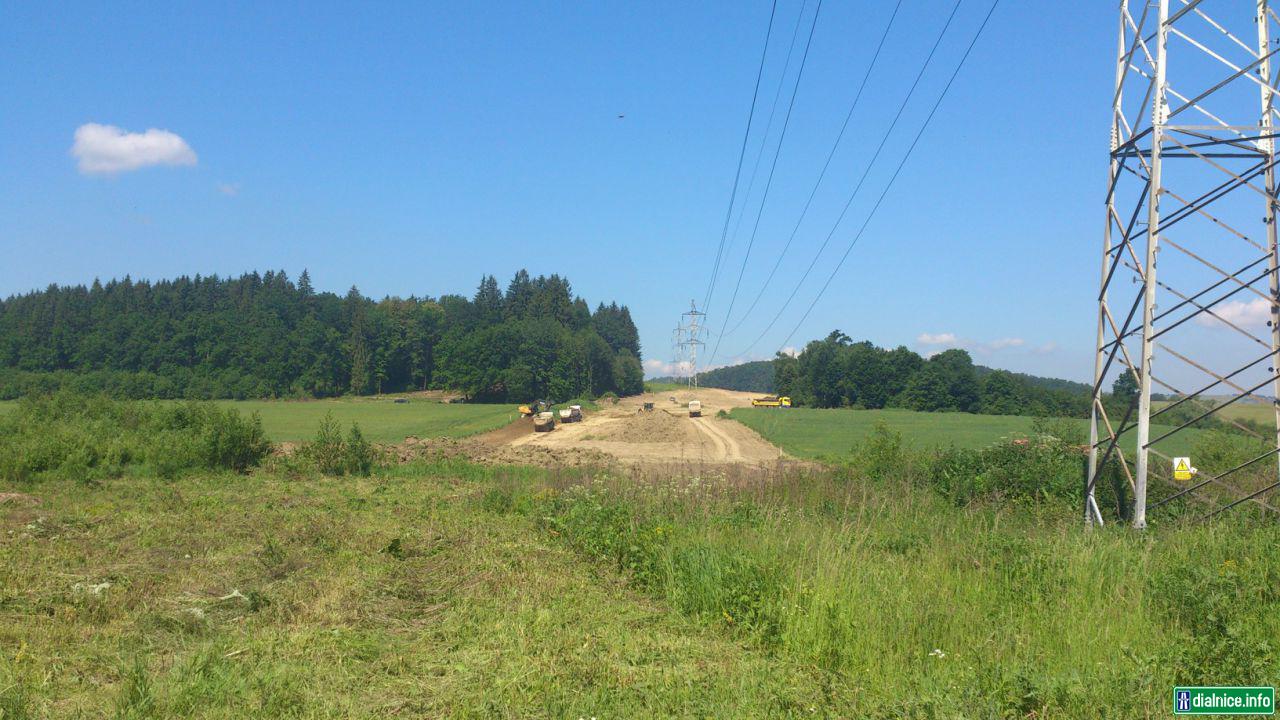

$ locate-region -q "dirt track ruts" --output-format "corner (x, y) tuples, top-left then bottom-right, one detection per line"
(475, 387), (788, 466)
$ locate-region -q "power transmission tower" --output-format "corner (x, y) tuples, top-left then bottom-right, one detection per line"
(1090, 0), (1280, 528)
(676, 301), (707, 389)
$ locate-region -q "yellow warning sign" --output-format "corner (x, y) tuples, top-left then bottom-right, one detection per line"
(1173, 457), (1194, 482)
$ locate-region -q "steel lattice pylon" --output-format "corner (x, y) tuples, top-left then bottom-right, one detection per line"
(1089, 0), (1280, 527)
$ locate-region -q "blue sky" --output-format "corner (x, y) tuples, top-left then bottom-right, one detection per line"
(2, 2), (1118, 381)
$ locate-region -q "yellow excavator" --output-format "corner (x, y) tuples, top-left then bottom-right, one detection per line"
(518, 400), (549, 417)
(751, 396), (792, 408)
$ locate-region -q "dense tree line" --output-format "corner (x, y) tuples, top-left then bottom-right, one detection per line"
(0, 269), (644, 402)
(774, 331), (1090, 417)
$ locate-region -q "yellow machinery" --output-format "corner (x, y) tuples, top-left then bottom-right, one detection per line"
(751, 395), (792, 408)
(519, 400), (549, 417)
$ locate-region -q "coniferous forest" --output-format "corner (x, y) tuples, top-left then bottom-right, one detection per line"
(0, 269), (644, 402)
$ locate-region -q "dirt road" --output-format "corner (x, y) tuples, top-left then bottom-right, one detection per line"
(477, 388), (787, 466)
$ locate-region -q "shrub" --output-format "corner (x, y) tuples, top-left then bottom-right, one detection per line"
(296, 412), (378, 476)
(0, 393), (271, 482)
(930, 435), (1086, 507)
(850, 421), (907, 482)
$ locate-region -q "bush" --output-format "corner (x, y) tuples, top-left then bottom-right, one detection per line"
(850, 421), (907, 482)
(0, 393), (271, 483)
(296, 413), (378, 476)
(930, 434), (1086, 507)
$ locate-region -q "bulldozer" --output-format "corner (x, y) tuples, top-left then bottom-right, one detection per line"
(751, 395), (792, 408)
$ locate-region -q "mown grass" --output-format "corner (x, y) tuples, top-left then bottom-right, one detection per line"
(8, 456), (1272, 718)
(732, 406), (1205, 459)
(1, 463), (836, 718)
(210, 398), (516, 443)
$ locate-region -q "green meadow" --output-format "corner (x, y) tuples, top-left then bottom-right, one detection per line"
(731, 406), (1205, 459)
(4, 459), (1276, 718)
(208, 398), (517, 443)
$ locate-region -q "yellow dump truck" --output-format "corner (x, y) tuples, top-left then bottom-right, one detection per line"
(751, 396), (792, 408)
(533, 411), (556, 432)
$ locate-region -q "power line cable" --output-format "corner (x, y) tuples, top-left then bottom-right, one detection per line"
(773, 0), (1000, 353)
(724, 0), (904, 336)
(733, 0), (967, 358)
(722, 0), (813, 267)
(708, 0), (823, 364)
(702, 0), (780, 315)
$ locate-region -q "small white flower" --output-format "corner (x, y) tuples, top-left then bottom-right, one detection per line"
(929, 648), (946, 659)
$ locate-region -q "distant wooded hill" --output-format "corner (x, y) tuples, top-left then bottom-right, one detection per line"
(651, 360), (776, 393)
(657, 340), (1092, 418)
(0, 269), (643, 402)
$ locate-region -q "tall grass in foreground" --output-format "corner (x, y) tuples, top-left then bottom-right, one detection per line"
(483, 450), (1280, 717)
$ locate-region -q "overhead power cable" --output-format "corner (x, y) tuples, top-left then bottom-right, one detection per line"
(733, 0), (970, 358)
(701, 0), (780, 316)
(723, 0), (814, 264)
(773, 0), (1001, 353)
(724, 0), (905, 336)
(708, 0), (823, 364)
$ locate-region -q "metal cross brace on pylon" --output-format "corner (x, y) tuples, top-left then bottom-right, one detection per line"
(1089, 0), (1280, 527)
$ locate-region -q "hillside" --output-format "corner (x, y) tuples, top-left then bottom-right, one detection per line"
(649, 360), (776, 393)
(974, 364), (1091, 395)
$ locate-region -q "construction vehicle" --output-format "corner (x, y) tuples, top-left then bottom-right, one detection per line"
(688, 400), (702, 417)
(642, 402), (654, 412)
(555, 404), (584, 423)
(533, 411), (556, 432)
(519, 400), (549, 417)
(751, 395), (792, 408)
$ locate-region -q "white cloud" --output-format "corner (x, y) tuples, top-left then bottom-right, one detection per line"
(71, 123), (197, 175)
(216, 182), (240, 196)
(1196, 297), (1271, 328)
(779, 346), (799, 358)
(986, 337), (1025, 351)
(1032, 341), (1059, 355)
(643, 359), (694, 378)
(915, 332), (1028, 356)
(917, 332), (959, 346)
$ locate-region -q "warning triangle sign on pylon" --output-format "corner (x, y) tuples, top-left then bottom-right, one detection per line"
(1173, 457), (1194, 481)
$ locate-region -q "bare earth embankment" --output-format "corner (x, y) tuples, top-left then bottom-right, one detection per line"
(392, 389), (793, 468)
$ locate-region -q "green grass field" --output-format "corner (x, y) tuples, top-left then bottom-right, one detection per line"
(1154, 399), (1276, 425)
(731, 406), (1205, 459)
(4, 459), (1276, 717)
(0, 397), (513, 442)
(209, 398), (516, 443)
